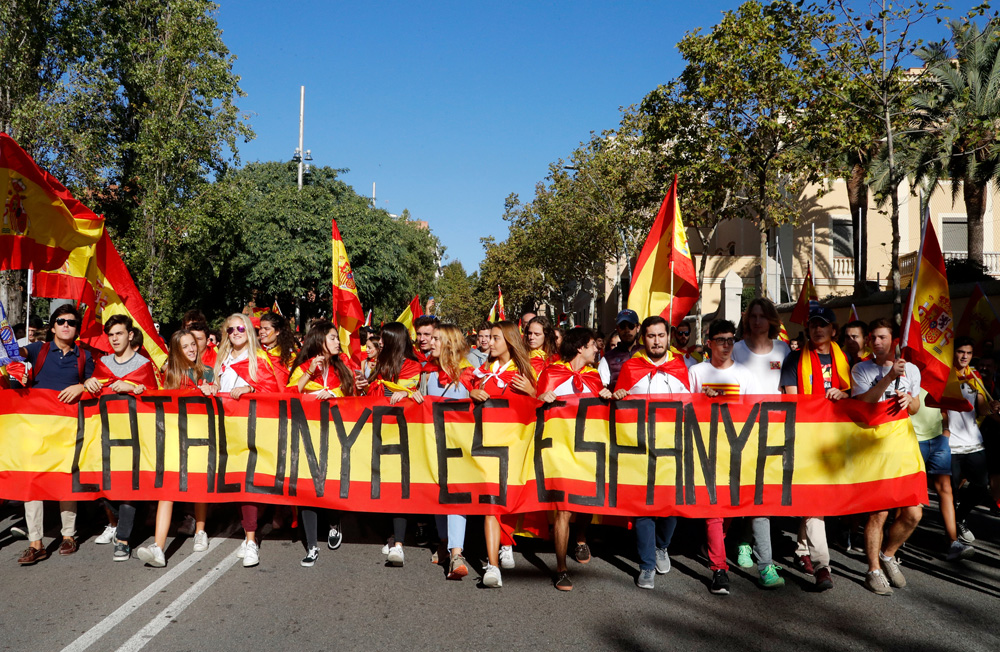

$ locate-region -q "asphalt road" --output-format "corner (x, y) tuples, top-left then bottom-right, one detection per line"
(1, 500), (998, 652)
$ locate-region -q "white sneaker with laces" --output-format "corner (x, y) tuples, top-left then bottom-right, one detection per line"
(387, 544), (405, 566)
(136, 543), (166, 568)
(236, 539), (247, 559)
(177, 515), (197, 537)
(192, 530), (209, 552)
(95, 525), (117, 545)
(242, 540), (259, 567)
(483, 563), (503, 588)
(499, 545), (515, 569)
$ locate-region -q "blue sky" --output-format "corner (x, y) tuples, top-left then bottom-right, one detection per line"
(214, 1), (976, 272)
(214, 1), (748, 270)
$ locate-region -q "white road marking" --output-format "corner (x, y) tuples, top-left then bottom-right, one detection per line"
(60, 524), (238, 652)
(114, 547), (242, 652)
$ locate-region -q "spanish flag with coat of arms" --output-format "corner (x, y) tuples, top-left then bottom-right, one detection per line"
(332, 217), (365, 364)
(627, 176), (698, 327)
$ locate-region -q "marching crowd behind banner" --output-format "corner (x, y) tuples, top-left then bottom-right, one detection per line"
(0, 390), (927, 518)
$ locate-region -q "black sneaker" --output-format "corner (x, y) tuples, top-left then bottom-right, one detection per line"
(301, 546), (319, 567)
(710, 569), (730, 595)
(414, 523), (429, 547)
(574, 543), (592, 564)
(112, 541), (131, 562)
(555, 571), (574, 591)
(327, 522), (343, 550)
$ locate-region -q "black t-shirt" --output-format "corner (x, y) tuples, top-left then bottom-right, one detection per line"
(779, 350), (833, 390)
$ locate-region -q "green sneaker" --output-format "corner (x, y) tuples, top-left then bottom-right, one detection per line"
(758, 564), (785, 589)
(736, 543), (754, 568)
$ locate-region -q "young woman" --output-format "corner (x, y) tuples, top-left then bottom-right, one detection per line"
(258, 312), (296, 388)
(287, 320), (356, 566)
(135, 330), (214, 568)
(420, 324), (476, 580)
(470, 321), (536, 588)
(524, 316), (560, 377)
(367, 322), (423, 566)
(213, 313), (283, 568)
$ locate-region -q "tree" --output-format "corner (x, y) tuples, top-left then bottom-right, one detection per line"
(911, 17), (1000, 266)
(433, 261), (479, 332)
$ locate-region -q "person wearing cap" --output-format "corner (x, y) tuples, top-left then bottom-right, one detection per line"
(779, 301), (851, 592)
(597, 309), (641, 390)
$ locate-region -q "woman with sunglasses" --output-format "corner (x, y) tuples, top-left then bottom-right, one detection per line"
(135, 330), (215, 568)
(419, 323), (477, 580)
(287, 320), (358, 566)
(367, 322), (423, 566)
(212, 313), (283, 568)
(524, 316), (560, 377)
(469, 321), (536, 587)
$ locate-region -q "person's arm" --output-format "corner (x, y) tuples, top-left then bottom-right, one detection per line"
(942, 411), (951, 437)
(597, 357), (610, 388)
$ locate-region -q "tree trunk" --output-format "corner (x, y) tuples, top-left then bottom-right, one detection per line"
(846, 162), (869, 294)
(964, 181), (986, 265)
(0, 270), (26, 328)
(890, 188), (902, 323)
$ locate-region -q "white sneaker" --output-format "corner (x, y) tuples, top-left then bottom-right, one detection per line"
(483, 563), (503, 588)
(177, 515), (197, 537)
(192, 530), (209, 552)
(136, 543), (166, 568)
(236, 539), (247, 559)
(381, 543), (390, 555)
(242, 540), (259, 567)
(499, 545), (515, 569)
(387, 544), (405, 566)
(95, 524), (117, 545)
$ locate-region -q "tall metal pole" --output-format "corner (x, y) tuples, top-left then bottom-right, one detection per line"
(25, 269), (32, 327)
(811, 222), (816, 292)
(297, 86), (305, 191)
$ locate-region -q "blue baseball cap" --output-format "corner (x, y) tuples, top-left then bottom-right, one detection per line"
(616, 309), (639, 326)
(807, 301), (836, 325)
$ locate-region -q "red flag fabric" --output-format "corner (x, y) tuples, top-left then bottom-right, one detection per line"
(332, 217), (365, 364)
(627, 176), (698, 327)
(396, 295), (423, 340)
(536, 361), (605, 395)
(0, 133), (104, 271)
(498, 286), (506, 321)
(790, 265), (819, 326)
(614, 350), (691, 392)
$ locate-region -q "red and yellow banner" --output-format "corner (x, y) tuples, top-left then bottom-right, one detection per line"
(0, 391), (926, 517)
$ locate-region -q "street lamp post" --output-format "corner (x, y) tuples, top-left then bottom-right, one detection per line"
(291, 85), (313, 191)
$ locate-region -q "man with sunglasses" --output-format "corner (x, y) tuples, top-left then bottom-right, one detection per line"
(671, 320), (704, 367)
(12, 305), (94, 565)
(597, 309), (641, 390)
(688, 319), (760, 595)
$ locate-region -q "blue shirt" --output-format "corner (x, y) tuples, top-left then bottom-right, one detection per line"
(19, 341), (94, 391)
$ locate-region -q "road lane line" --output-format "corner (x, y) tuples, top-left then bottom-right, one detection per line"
(60, 524), (238, 652)
(114, 547), (242, 652)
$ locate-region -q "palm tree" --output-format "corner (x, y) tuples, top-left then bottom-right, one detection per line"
(911, 19), (1000, 265)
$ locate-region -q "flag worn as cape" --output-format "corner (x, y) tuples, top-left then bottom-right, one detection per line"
(0, 133), (104, 271)
(627, 176), (698, 327)
(614, 349), (691, 392)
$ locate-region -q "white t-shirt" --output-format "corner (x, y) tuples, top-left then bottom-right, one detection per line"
(732, 339), (790, 394)
(218, 350), (251, 393)
(945, 378), (984, 453)
(689, 360), (758, 395)
(850, 359), (922, 400)
(622, 365), (689, 396)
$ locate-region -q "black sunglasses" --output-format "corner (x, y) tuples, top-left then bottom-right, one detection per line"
(55, 318), (78, 327)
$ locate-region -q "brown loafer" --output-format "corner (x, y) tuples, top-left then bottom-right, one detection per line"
(58, 538), (78, 555)
(18, 546), (49, 565)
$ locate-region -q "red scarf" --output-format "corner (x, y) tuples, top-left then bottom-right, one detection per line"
(537, 361), (605, 396)
(91, 356), (159, 392)
(222, 353), (282, 393)
(614, 350), (690, 393)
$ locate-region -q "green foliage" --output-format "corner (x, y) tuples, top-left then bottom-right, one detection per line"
(433, 261), (480, 332)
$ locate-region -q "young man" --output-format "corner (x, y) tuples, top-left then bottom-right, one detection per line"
(412, 315), (438, 368)
(469, 323), (491, 367)
(12, 305), (94, 565)
(780, 303), (851, 591)
(83, 315), (159, 562)
(612, 316), (689, 590)
(943, 337), (1000, 551)
(188, 321), (215, 368)
(731, 298), (788, 589)
(597, 309), (641, 390)
(537, 327), (612, 592)
(840, 320), (871, 367)
(851, 317), (924, 595)
(689, 319), (758, 595)
(671, 320), (704, 367)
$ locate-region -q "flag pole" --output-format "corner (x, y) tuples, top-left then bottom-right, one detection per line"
(25, 269), (33, 326)
(668, 260), (675, 327)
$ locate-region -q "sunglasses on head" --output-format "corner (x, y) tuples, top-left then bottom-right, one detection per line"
(55, 318), (78, 327)
(226, 325), (247, 334)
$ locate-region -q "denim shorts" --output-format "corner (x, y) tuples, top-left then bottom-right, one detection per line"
(919, 434), (952, 476)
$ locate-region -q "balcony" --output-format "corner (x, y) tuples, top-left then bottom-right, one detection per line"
(833, 256), (854, 278)
(899, 251), (1000, 288)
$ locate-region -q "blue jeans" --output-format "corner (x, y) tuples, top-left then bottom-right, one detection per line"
(434, 514), (467, 551)
(635, 516), (677, 571)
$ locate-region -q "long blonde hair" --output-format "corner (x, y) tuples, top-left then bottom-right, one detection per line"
(434, 324), (470, 386)
(214, 313), (265, 382)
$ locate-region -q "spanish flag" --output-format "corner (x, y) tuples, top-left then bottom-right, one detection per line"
(488, 299), (498, 322)
(956, 283), (1000, 355)
(498, 285), (506, 321)
(790, 264), (819, 326)
(332, 217), (365, 364)
(0, 133), (104, 271)
(627, 176), (698, 327)
(903, 216), (968, 411)
(396, 295), (422, 340)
